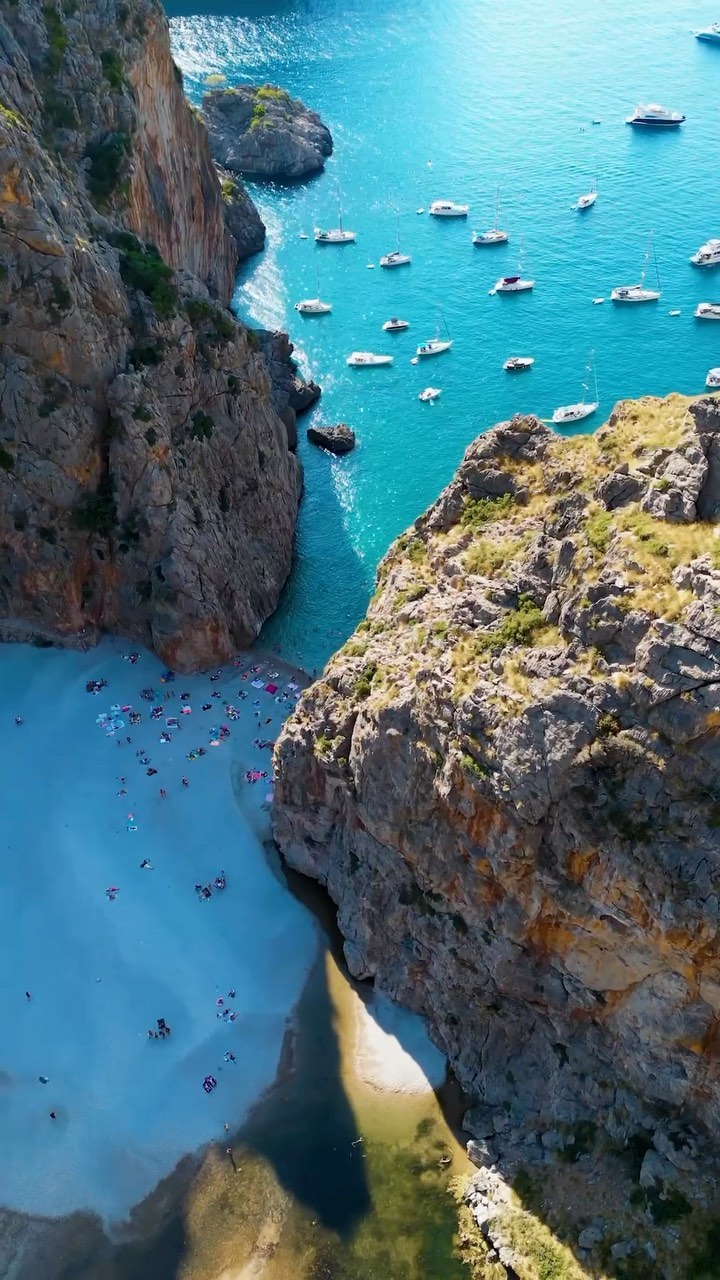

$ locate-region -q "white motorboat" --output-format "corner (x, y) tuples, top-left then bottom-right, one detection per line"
(691, 238), (720, 267)
(295, 297), (332, 315)
(552, 351), (599, 424)
(299, 232), (308, 239)
(695, 302), (720, 320)
(382, 317), (409, 331)
(419, 387), (441, 401)
(347, 351), (393, 367)
(493, 239), (534, 293)
(611, 231), (661, 302)
(626, 103), (685, 127)
(429, 200), (469, 218)
(473, 186), (509, 244)
(504, 356), (534, 371)
(696, 22), (720, 43)
(294, 268), (332, 314)
(706, 367), (720, 388)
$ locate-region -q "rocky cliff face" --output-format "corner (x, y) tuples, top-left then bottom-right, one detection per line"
(0, 0), (299, 669)
(202, 84), (333, 179)
(274, 395), (720, 1140)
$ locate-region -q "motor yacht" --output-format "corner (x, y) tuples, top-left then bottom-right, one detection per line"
(706, 367), (720, 388)
(626, 103), (685, 127)
(419, 387), (442, 401)
(696, 22), (720, 43)
(552, 352), (599, 423)
(695, 302), (720, 320)
(691, 238), (720, 267)
(473, 186), (508, 244)
(347, 351), (393, 367)
(611, 231), (661, 302)
(504, 356), (534, 371)
(429, 200), (469, 217)
(382, 317), (409, 331)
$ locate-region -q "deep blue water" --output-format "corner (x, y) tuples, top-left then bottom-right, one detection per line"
(167, 0), (720, 671)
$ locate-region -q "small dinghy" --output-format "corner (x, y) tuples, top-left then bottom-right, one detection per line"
(419, 387), (441, 401)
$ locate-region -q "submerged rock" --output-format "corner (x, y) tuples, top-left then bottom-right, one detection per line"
(307, 424), (356, 455)
(273, 394), (720, 1139)
(202, 84), (333, 179)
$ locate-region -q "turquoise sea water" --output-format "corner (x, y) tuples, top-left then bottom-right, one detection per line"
(167, 0), (720, 671)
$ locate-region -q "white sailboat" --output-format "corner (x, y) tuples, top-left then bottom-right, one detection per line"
(611, 232), (661, 302)
(416, 313), (452, 357)
(315, 199), (356, 244)
(552, 352), (599, 424)
(380, 221), (411, 268)
(492, 238), (534, 293)
(576, 176), (597, 210)
(473, 187), (509, 245)
(294, 268), (332, 314)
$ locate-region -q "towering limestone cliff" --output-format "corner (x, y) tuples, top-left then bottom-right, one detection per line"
(0, 0), (296, 669)
(274, 395), (720, 1145)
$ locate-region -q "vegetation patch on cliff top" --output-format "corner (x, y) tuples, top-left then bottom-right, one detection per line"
(111, 232), (178, 319)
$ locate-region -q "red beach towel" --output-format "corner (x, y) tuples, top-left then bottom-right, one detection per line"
(265, 683), (278, 694)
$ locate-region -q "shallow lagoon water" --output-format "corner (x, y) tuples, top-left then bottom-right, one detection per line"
(169, 0), (720, 671)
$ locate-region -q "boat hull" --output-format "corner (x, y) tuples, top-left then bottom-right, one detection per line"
(504, 358), (534, 371)
(495, 280), (534, 293)
(315, 232), (356, 244)
(380, 256), (411, 268)
(416, 342), (452, 357)
(382, 321), (409, 331)
(626, 118), (684, 128)
(695, 306), (720, 320)
(295, 301), (331, 314)
(347, 354), (393, 367)
(429, 207), (468, 218)
(473, 231), (508, 245)
(696, 31), (720, 43)
(610, 288), (661, 303)
(552, 402), (598, 424)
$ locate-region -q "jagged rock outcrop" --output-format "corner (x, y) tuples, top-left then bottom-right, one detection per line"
(202, 84), (333, 179)
(214, 165), (266, 262)
(274, 394), (720, 1139)
(0, 0), (300, 669)
(307, 424), (355, 455)
(255, 329), (321, 452)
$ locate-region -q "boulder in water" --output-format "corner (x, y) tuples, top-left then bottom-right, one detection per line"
(307, 424), (356, 455)
(202, 84), (333, 180)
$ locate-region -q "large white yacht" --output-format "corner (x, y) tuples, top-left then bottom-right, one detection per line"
(695, 302), (720, 320)
(696, 22), (720, 43)
(552, 352), (599, 424)
(429, 200), (469, 218)
(472, 187), (508, 244)
(626, 103), (685, 128)
(347, 351), (393, 367)
(691, 239), (720, 267)
(611, 231), (661, 303)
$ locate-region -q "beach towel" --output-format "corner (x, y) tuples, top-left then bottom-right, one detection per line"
(265, 683), (278, 694)
(251, 679), (264, 689)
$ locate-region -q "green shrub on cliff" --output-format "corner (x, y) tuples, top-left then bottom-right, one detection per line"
(112, 234), (178, 319)
(461, 492), (515, 528)
(0, 444), (15, 471)
(255, 86), (290, 103)
(72, 479), (117, 538)
(85, 133), (131, 207)
(43, 5), (67, 75)
(100, 49), (124, 91)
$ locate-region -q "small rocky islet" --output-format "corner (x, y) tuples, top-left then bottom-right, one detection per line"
(202, 83), (333, 179)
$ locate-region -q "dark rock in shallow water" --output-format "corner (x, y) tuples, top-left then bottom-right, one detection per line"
(307, 425), (356, 455)
(202, 84), (333, 180)
(214, 166), (266, 261)
(290, 377), (321, 415)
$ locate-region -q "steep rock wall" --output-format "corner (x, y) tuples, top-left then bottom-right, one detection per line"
(0, 0), (297, 668)
(274, 396), (720, 1136)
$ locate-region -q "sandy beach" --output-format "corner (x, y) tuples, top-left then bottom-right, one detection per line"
(0, 638), (317, 1223)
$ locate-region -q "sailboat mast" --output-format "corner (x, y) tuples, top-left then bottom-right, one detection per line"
(652, 234), (661, 289)
(495, 185), (500, 230)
